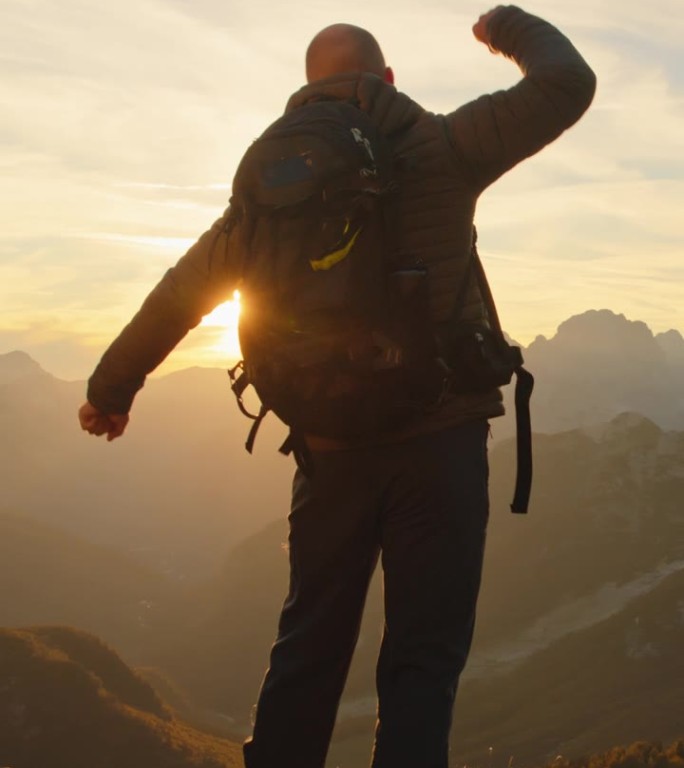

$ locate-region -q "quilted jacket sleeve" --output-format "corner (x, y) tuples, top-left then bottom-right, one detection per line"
(87, 206), (244, 414)
(446, 6), (597, 190)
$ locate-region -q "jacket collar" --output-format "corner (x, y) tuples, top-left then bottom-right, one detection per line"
(285, 73), (423, 138)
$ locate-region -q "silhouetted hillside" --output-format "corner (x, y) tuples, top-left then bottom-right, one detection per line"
(24, 627), (168, 717)
(0, 514), (177, 658)
(0, 626), (242, 768)
(551, 739), (684, 768)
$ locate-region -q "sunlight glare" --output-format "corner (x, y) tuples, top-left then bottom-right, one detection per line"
(201, 289), (242, 358)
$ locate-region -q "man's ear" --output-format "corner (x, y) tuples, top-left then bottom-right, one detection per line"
(384, 66), (395, 85)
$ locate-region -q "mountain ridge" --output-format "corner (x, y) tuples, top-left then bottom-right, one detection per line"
(0, 626), (243, 768)
(5, 307), (684, 383)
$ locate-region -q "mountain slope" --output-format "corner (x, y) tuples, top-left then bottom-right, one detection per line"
(474, 411), (684, 651)
(451, 567), (684, 766)
(0, 626), (242, 768)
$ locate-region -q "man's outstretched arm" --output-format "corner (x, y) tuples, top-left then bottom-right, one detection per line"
(78, 206), (244, 439)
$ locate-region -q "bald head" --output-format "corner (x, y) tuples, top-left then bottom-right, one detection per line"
(306, 24), (393, 84)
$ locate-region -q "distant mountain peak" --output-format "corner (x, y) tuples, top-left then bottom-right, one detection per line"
(656, 328), (684, 363)
(607, 410), (660, 432)
(525, 310), (666, 370)
(0, 350), (49, 384)
(582, 411), (662, 443)
(657, 328), (684, 342)
(556, 309), (653, 342)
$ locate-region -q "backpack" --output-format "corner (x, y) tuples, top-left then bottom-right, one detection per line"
(228, 99), (534, 512)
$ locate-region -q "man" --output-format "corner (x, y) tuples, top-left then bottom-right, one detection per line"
(79, 7), (595, 767)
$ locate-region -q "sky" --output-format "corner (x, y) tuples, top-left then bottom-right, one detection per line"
(1, 0), (683, 381)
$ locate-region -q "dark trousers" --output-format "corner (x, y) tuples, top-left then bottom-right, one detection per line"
(243, 420), (490, 768)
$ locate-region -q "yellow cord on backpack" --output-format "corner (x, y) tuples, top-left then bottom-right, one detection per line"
(310, 225), (362, 271)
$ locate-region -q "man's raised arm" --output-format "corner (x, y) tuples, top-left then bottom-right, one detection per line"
(448, 5), (597, 190)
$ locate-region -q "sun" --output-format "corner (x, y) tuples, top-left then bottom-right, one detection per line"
(200, 289), (242, 359)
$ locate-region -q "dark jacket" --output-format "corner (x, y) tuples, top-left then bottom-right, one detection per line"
(87, 6), (596, 428)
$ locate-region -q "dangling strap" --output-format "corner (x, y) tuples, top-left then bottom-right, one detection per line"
(245, 403), (269, 454)
(510, 367), (534, 514)
(228, 362), (271, 454)
(470, 229), (534, 515)
(279, 431), (315, 476)
(228, 361), (261, 420)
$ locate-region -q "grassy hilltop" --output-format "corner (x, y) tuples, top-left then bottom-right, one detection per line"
(0, 626), (243, 768)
